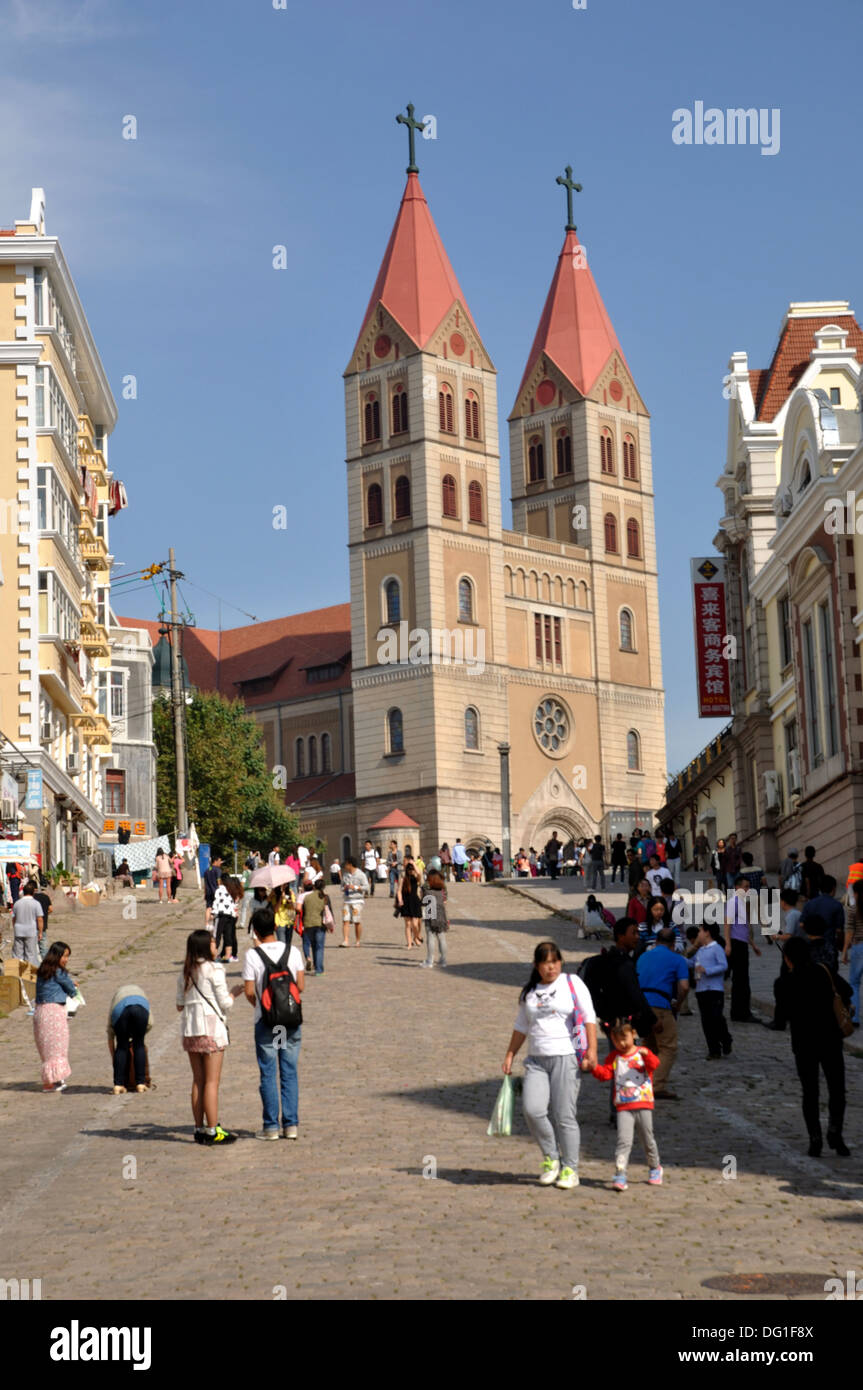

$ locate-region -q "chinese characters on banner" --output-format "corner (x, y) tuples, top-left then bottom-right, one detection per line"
(102, 820), (147, 836)
(691, 557), (732, 718)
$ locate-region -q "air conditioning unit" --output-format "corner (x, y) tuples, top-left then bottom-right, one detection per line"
(66, 755), (80, 775)
(763, 770), (781, 811)
(1, 797), (16, 822)
(788, 750), (801, 794)
(40, 720), (53, 743)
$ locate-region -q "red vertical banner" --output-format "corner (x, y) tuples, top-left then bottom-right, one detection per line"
(691, 557), (732, 718)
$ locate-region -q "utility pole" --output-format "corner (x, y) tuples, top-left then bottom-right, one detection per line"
(168, 548), (187, 837)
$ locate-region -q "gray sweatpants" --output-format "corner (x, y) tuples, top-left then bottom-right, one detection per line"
(523, 1053), (581, 1170)
(425, 930), (447, 965)
(615, 1108), (660, 1173)
(13, 935), (40, 966)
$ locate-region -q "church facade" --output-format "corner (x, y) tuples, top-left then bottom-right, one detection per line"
(128, 130), (667, 861)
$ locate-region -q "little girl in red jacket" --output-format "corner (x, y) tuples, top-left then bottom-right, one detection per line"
(593, 1019), (662, 1191)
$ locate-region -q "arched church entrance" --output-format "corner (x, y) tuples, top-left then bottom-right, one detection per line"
(531, 809), (594, 861)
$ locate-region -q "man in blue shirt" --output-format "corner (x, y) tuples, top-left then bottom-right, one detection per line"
(636, 926), (690, 1100)
(801, 876), (844, 972)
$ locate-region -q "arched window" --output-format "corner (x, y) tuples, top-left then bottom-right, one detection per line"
(556, 430), (572, 475)
(600, 428), (615, 474)
(384, 578), (401, 624)
(623, 434), (638, 480)
(465, 391), (480, 440)
(442, 474), (457, 517)
(626, 518), (641, 558)
(464, 706), (479, 750)
(367, 482), (383, 527)
(394, 474), (411, 519)
(321, 732), (332, 773)
(364, 392), (380, 443)
(458, 577), (474, 623)
(392, 385), (408, 434)
(468, 480), (483, 523)
(340, 834), (351, 862)
(388, 707), (404, 754)
(308, 735), (318, 776)
(604, 513), (618, 552)
(620, 608), (634, 651)
(439, 384), (454, 433)
(627, 730), (641, 771)
(295, 737), (305, 778)
(528, 435), (545, 482)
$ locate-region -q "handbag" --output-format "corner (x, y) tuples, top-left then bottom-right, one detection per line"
(66, 987), (86, 1016)
(820, 965), (854, 1038)
(322, 902), (334, 929)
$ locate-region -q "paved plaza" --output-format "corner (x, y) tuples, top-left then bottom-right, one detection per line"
(1, 880), (861, 1301)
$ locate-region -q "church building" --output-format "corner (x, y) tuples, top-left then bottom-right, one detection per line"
(127, 117), (667, 860)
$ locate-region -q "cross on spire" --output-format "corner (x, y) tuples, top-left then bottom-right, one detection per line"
(556, 165), (583, 232)
(396, 103), (426, 174)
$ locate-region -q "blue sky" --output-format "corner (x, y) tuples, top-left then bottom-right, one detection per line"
(2, 0), (861, 774)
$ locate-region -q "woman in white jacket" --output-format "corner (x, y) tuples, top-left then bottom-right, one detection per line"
(176, 929), (243, 1145)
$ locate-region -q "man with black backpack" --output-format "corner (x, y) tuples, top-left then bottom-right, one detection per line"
(242, 907), (305, 1140)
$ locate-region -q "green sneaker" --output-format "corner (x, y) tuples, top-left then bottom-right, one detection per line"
(555, 1166), (579, 1190)
(211, 1125), (238, 1145)
(538, 1156), (561, 1186)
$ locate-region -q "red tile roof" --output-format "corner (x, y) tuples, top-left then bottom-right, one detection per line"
(748, 368), (769, 414)
(515, 229), (629, 402)
(367, 807), (421, 829)
(754, 314), (863, 421)
(117, 603), (352, 706)
(350, 171), (480, 357)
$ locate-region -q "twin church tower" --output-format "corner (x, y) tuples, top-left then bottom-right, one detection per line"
(344, 108), (665, 855)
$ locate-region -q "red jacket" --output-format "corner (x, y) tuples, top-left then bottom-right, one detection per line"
(593, 1046), (659, 1111)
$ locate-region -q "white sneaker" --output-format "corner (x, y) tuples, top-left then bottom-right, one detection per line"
(555, 1166), (579, 1189)
(538, 1156), (561, 1185)
(256, 1129), (280, 1141)
(282, 1125), (298, 1140)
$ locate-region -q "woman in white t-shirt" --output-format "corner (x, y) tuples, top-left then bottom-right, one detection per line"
(503, 941), (598, 1190)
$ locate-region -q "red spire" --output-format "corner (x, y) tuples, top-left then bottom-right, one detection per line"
(515, 230), (628, 402)
(351, 172), (479, 356)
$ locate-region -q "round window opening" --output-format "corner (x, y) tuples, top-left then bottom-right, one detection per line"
(533, 697), (570, 755)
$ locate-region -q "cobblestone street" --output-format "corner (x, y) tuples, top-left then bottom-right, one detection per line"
(1, 881), (861, 1301)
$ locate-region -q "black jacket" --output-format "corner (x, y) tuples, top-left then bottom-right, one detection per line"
(774, 962), (851, 1053)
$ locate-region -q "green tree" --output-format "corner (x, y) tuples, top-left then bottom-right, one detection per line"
(153, 691), (299, 854)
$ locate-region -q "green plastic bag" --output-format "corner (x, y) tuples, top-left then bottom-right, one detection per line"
(487, 1073), (514, 1137)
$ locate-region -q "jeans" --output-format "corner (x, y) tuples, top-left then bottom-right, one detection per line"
(794, 1041), (845, 1138)
(425, 929), (448, 965)
(587, 862), (605, 891)
(729, 938), (751, 1018)
(306, 926), (326, 973)
(848, 942), (863, 1023)
(696, 989), (732, 1056)
(522, 1053), (581, 1170)
(389, 867), (400, 897)
(615, 1109), (660, 1173)
(254, 1017), (300, 1131)
(113, 1003), (149, 1087)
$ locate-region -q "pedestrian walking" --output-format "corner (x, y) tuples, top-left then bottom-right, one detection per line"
(694, 923), (733, 1059)
(610, 834), (628, 884)
(664, 832), (682, 886)
(154, 848), (172, 902)
(33, 942), (77, 1091)
(544, 832), (562, 881)
(636, 926), (689, 1098)
(396, 859), (423, 948)
(268, 884), (296, 946)
(340, 856), (369, 946)
(592, 1019), (662, 1190)
(176, 928), (242, 1145)
(386, 840), (403, 896)
(213, 873), (240, 962)
(710, 838), (726, 889)
(843, 879), (863, 1026)
(723, 833), (742, 889)
(12, 879), (44, 968)
(724, 874), (762, 1021)
(586, 836), (606, 891)
(800, 876), (843, 971)
(170, 851), (183, 903)
(775, 937), (851, 1156)
(482, 844), (495, 882)
(203, 852), (224, 927)
(626, 877), (652, 934)
(300, 881), (334, 976)
(438, 842), (452, 883)
(268, 846), (281, 868)
(362, 840), (379, 896)
(780, 848), (802, 891)
(107, 985), (152, 1093)
(420, 868), (449, 968)
(242, 908), (304, 1140)
(329, 857), (341, 886)
(693, 830), (710, 874)
(800, 846), (824, 900)
(502, 941), (598, 1190)
(451, 838), (469, 882)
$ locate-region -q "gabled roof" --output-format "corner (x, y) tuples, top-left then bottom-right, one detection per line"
(515, 229), (629, 403)
(350, 171), (480, 358)
(754, 313), (863, 422)
(117, 603), (351, 706)
(367, 807), (421, 830)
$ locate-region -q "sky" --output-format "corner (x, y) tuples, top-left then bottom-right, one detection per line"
(2, 0), (861, 775)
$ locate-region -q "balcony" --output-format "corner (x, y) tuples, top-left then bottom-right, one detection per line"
(81, 535), (109, 570)
(39, 637), (84, 714)
(80, 606), (110, 659)
(70, 697), (111, 750)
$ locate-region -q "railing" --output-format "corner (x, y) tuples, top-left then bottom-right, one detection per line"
(502, 529), (586, 557)
(665, 721), (734, 798)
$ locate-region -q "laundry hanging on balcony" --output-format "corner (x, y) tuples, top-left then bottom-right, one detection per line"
(108, 480), (128, 516)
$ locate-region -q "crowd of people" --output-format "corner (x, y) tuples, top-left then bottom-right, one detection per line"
(6, 824), (858, 1172)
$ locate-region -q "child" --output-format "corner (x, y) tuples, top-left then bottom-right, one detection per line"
(420, 869), (449, 968)
(469, 855), (483, 884)
(693, 922), (733, 1059)
(677, 925), (700, 1015)
(593, 1019), (661, 1191)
